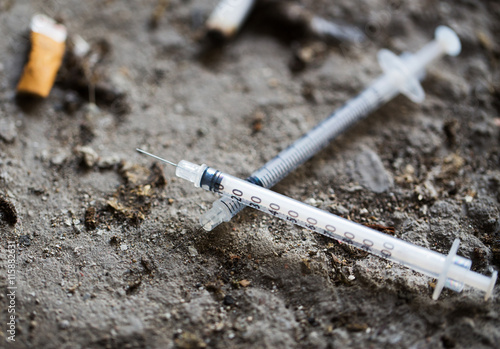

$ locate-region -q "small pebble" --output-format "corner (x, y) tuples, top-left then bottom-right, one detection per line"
(97, 155), (121, 168)
(19, 235), (31, 247)
(58, 320), (70, 330)
(188, 246), (198, 257)
(75, 146), (99, 167)
(0, 119), (16, 143)
(223, 295), (235, 306)
(355, 148), (393, 193)
(50, 151), (69, 166)
(305, 198), (317, 206)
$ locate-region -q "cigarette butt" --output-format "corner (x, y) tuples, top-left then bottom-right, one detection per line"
(206, 0), (255, 41)
(17, 14), (67, 98)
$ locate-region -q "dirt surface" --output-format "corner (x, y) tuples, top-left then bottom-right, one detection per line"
(1, 0), (500, 348)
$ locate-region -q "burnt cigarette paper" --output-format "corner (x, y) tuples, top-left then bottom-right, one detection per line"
(206, 0), (256, 41)
(17, 14), (67, 98)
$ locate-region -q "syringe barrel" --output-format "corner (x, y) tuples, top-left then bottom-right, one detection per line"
(196, 166), (495, 298)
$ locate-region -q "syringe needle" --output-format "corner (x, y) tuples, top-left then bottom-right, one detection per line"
(136, 148), (178, 167)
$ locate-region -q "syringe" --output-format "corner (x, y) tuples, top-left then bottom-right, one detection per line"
(136, 149), (498, 300)
(201, 26), (462, 231)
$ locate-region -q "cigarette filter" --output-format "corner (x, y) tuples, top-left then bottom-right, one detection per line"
(17, 14), (67, 98)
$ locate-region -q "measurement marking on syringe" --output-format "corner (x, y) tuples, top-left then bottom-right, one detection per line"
(307, 218), (318, 225)
(231, 188), (361, 245)
(344, 232), (355, 240)
(251, 196), (261, 204)
(384, 242), (395, 250)
(363, 239), (374, 247)
(269, 203), (280, 210)
(325, 225), (336, 232)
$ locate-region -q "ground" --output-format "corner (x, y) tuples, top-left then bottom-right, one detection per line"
(1, 0), (500, 348)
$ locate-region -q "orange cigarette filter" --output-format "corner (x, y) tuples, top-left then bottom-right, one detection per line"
(17, 14), (67, 98)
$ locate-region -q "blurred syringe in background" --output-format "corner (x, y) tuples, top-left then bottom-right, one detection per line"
(200, 26), (462, 231)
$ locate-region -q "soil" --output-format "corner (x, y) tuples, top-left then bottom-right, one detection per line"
(1, 0), (500, 348)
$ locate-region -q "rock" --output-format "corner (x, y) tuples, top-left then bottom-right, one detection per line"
(119, 316), (144, 337)
(241, 289), (298, 347)
(329, 204), (350, 216)
(19, 235), (31, 246)
(50, 151), (69, 166)
(75, 146), (99, 167)
(307, 331), (327, 349)
(58, 320), (70, 330)
(188, 246), (198, 257)
(429, 200), (462, 219)
(354, 148), (393, 193)
(465, 197), (500, 233)
(407, 123), (441, 154)
(223, 295), (235, 306)
(0, 118), (17, 143)
(97, 155), (121, 168)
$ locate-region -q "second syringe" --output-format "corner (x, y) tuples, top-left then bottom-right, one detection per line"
(200, 26), (462, 231)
